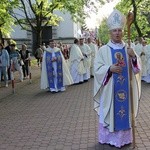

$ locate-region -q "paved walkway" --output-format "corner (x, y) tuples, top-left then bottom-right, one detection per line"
(0, 66), (150, 150)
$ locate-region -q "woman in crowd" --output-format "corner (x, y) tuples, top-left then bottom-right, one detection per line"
(0, 43), (10, 87)
(20, 44), (30, 79)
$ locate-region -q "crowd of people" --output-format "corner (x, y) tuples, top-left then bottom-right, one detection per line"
(39, 32), (150, 94)
(39, 16), (149, 147)
(1, 8), (150, 149)
(0, 36), (99, 89)
(40, 37), (98, 92)
(0, 41), (31, 88)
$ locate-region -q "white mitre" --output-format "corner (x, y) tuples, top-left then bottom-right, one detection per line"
(107, 9), (126, 30)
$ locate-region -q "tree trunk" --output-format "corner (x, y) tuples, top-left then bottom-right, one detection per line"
(132, 0), (143, 37)
(33, 29), (42, 54)
(0, 30), (3, 43)
(36, 29), (42, 47)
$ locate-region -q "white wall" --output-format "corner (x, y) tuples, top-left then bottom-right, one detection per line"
(55, 11), (74, 38)
(11, 26), (27, 39)
(11, 10), (81, 40)
(54, 11), (81, 38)
(73, 22), (81, 38)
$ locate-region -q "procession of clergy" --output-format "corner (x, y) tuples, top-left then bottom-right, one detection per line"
(40, 37), (98, 92)
(134, 38), (150, 83)
(40, 33), (150, 93)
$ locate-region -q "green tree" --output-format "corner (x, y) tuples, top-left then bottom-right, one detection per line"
(98, 18), (109, 44)
(0, 0), (18, 43)
(116, 0), (150, 41)
(10, 0), (103, 52)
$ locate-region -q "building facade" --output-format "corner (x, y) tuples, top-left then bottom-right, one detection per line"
(10, 11), (81, 52)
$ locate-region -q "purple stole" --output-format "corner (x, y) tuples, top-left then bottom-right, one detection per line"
(45, 51), (63, 90)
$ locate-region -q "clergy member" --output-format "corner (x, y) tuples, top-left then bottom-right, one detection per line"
(93, 9), (141, 148)
(143, 41), (150, 83)
(87, 37), (98, 77)
(69, 38), (85, 84)
(134, 38), (148, 81)
(41, 39), (73, 92)
(79, 38), (92, 81)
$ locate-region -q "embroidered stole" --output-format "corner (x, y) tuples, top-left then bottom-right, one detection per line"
(110, 47), (130, 131)
(46, 51), (63, 89)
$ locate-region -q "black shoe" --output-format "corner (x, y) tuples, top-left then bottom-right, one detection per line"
(84, 80), (88, 82)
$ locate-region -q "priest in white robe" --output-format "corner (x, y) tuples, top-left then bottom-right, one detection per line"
(87, 37), (98, 77)
(144, 43), (150, 83)
(41, 39), (73, 92)
(79, 38), (92, 81)
(135, 39), (148, 80)
(134, 38), (143, 56)
(69, 39), (85, 84)
(94, 9), (141, 148)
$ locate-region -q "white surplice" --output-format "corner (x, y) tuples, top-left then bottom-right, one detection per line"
(79, 43), (92, 80)
(41, 47), (73, 92)
(93, 41), (141, 148)
(135, 43), (148, 79)
(94, 40), (141, 132)
(88, 43), (98, 76)
(69, 44), (85, 83)
(143, 44), (150, 83)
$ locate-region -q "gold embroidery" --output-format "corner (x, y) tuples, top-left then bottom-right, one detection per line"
(117, 106), (126, 119)
(117, 75), (125, 85)
(118, 92), (125, 100)
(116, 90), (127, 102)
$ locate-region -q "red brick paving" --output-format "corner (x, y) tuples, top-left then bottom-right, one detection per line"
(0, 66), (150, 150)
